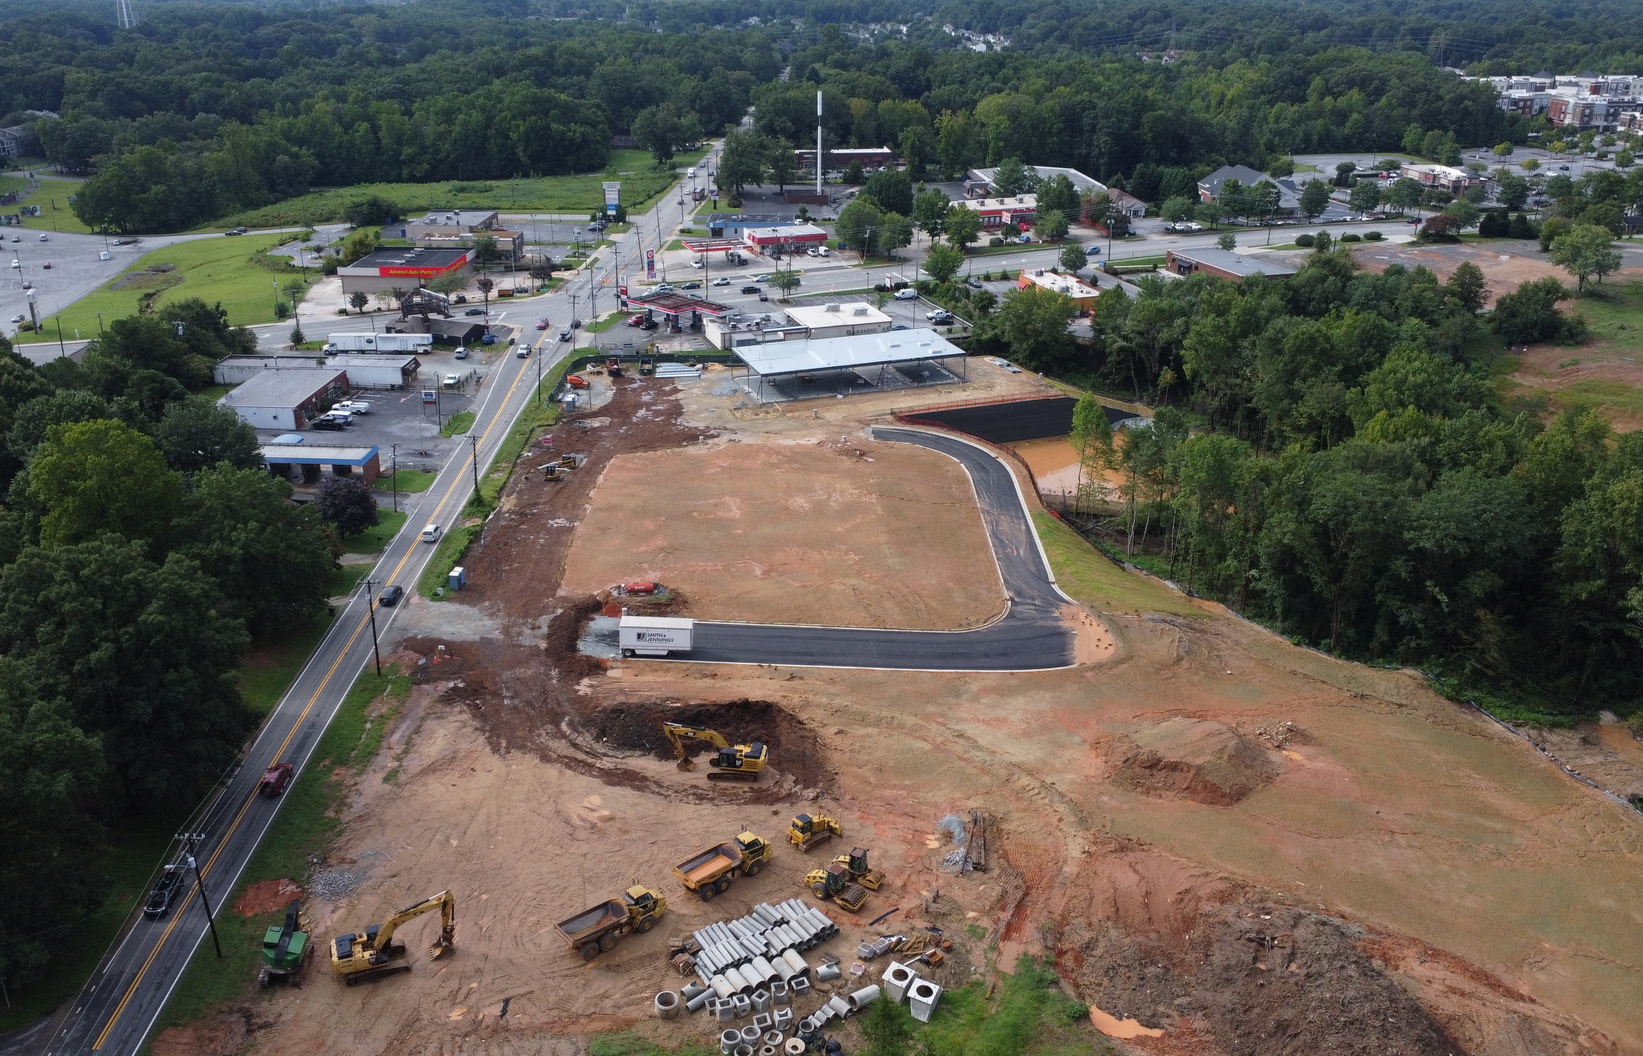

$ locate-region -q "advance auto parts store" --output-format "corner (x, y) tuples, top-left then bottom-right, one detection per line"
(339, 247), (474, 296)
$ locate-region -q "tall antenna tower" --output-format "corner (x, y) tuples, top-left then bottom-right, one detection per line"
(116, 0), (136, 30)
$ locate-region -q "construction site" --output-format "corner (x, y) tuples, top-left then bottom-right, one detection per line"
(159, 359), (1643, 1056)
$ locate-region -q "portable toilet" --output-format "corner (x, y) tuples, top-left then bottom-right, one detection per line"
(448, 566), (467, 592)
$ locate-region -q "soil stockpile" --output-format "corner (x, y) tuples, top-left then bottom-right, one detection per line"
(1108, 717), (1281, 805)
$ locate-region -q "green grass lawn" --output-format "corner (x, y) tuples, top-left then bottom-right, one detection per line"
(1498, 280), (1643, 427)
(587, 311), (624, 333)
(372, 469), (435, 494)
(10, 176), (96, 234)
(237, 617), (335, 718)
(1567, 279), (1643, 354)
(341, 509), (408, 555)
(218, 164), (683, 231)
(439, 410), (476, 437)
(17, 233), (303, 342)
(417, 523), (480, 599)
(323, 563), (370, 598)
(1034, 510), (1201, 617)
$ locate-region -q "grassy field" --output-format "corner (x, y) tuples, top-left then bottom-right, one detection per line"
(341, 509), (408, 555)
(18, 233), (304, 342)
(1034, 510), (1202, 617)
(219, 160), (686, 231)
(1498, 280), (1643, 428)
(371, 469), (435, 494)
(154, 666), (412, 1032)
(4, 175), (97, 234)
(237, 617), (335, 718)
(439, 410), (476, 437)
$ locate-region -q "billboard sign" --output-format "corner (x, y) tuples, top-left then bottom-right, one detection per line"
(645, 249), (656, 280)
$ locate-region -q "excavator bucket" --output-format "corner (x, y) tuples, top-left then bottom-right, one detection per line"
(428, 929), (455, 959)
(676, 756), (697, 772)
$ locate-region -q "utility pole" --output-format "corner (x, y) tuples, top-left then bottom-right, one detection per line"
(390, 443), (399, 513)
(469, 433), (480, 498)
(363, 579), (382, 676)
(177, 834), (223, 958)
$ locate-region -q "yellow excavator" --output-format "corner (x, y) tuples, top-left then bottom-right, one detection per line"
(662, 722), (768, 782)
(330, 890), (456, 986)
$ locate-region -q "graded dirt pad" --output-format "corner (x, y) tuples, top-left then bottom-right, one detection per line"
(236, 367), (1643, 1056)
(559, 437), (1006, 629)
(1352, 239), (1565, 306)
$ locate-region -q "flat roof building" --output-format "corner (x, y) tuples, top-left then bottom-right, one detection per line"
(1016, 269), (1102, 311)
(744, 223), (829, 251)
(704, 214), (805, 239)
(339, 247), (474, 296)
(1166, 248), (1297, 282)
(782, 302), (893, 339)
(213, 355), (325, 386)
(966, 166), (1106, 198)
(953, 194), (1038, 228)
(321, 354), (422, 389)
(734, 327), (967, 403)
(219, 368), (349, 430)
(260, 443), (382, 486)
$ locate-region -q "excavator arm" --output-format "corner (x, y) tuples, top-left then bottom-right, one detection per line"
(374, 890), (456, 959)
(663, 722), (730, 771)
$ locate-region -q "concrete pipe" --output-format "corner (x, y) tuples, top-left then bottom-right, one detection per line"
(848, 985), (881, 1011)
(759, 1048), (777, 1056)
(826, 995), (851, 1018)
(740, 1025), (762, 1045)
(765, 1031), (784, 1047)
(815, 962), (841, 982)
(773, 958), (798, 983)
(683, 981), (709, 1002)
(712, 974), (736, 1000)
(720, 1030), (742, 1055)
(751, 988), (772, 1013)
(655, 991), (682, 1020)
(770, 980), (790, 1005)
(734, 1046), (754, 1056)
(784, 1041), (807, 1056)
(781, 949), (810, 978)
(723, 966), (749, 994)
(687, 989), (716, 1014)
(752, 956), (778, 984)
(732, 993), (753, 1018)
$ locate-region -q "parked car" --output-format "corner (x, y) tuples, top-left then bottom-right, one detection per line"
(20, 280), (29, 289)
(8, 235), (16, 243)
(332, 400), (370, 415)
(454, 346), (469, 359)
(9, 259), (17, 268)
(41, 262), (50, 269)
(966, 277), (984, 289)
(740, 285), (761, 294)
(144, 866), (186, 920)
(464, 307), (485, 316)
(443, 373), (461, 388)
(453, 294), (468, 304)
(99, 251), (111, 260)
(380, 584), (405, 606)
(38, 233), (49, 241)
(311, 412), (350, 430)
(926, 309), (954, 324)
(893, 288), (918, 300)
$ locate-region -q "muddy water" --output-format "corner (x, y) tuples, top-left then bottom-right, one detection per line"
(1088, 1006), (1165, 1039)
(1008, 436), (1081, 496)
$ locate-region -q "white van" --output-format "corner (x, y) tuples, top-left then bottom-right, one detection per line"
(817, 246), (830, 257)
(420, 524), (442, 543)
(688, 167), (696, 178)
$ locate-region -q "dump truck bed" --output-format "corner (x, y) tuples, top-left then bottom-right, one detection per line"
(674, 844), (740, 886)
(555, 901), (626, 946)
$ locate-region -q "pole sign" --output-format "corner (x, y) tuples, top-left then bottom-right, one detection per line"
(421, 389), (436, 405)
(619, 273), (628, 299)
(602, 181), (621, 218)
(646, 249), (656, 280)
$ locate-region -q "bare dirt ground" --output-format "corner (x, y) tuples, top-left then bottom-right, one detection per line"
(1502, 340), (1643, 431)
(212, 366), (1643, 1056)
(1352, 239), (1564, 306)
(561, 437), (1006, 629)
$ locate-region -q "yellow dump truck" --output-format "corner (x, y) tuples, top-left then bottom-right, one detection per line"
(555, 886), (667, 961)
(673, 832), (774, 902)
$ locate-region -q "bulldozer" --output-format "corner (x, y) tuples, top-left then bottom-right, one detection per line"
(329, 890), (455, 986)
(788, 812), (843, 853)
(805, 862), (869, 913)
(258, 899), (311, 988)
(662, 722), (768, 782)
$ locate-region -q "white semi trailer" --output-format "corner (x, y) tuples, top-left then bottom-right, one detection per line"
(324, 332), (434, 353)
(618, 615), (695, 657)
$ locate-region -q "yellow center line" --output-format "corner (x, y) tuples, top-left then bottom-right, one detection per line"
(92, 359), (540, 1050)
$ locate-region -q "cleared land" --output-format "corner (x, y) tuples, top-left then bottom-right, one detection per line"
(159, 364), (1643, 1056)
(1503, 278), (1643, 430)
(19, 233), (296, 341)
(561, 438), (1006, 629)
(1352, 238), (1565, 306)
(3, 174), (96, 234)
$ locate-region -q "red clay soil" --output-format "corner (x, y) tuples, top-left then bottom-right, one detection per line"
(229, 879), (303, 917)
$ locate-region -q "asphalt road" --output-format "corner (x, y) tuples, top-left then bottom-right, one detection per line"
(680, 427), (1075, 671)
(24, 155), (713, 1056)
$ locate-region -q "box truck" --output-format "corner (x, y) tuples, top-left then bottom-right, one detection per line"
(618, 615), (694, 657)
(324, 332), (434, 354)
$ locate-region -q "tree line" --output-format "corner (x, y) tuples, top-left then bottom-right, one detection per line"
(0, 303), (351, 989)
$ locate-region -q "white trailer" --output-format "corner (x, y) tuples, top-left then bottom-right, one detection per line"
(324, 332), (434, 353)
(618, 615), (695, 657)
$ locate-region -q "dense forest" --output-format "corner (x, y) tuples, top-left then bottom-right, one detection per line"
(1, 0), (1624, 231)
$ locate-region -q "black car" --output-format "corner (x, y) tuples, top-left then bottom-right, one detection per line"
(144, 865), (185, 919)
(310, 416), (347, 431)
(680, 281), (702, 290)
(464, 307), (485, 316)
(740, 285), (761, 294)
(453, 294), (468, 304)
(379, 584), (404, 606)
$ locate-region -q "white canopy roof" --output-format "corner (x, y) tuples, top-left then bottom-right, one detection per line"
(736, 328), (963, 377)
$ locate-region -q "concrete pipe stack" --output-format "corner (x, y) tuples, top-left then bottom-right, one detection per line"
(688, 902), (839, 995)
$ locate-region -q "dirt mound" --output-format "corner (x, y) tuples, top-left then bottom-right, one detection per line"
(572, 697), (828, 790)
(1109, 717), (1280, 805)
(229, 879), (303, 916)
(1069, 899), (1462, 1056)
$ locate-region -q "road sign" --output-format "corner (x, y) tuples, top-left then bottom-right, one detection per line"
(422, 390), (436, 404)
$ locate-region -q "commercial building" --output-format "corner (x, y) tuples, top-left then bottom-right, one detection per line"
(1166, 248), (1297, 282)
(781, 302), (893, 340)
(732, 327), (967, 403)
(704, 214), (808, 239)
(965, 165), (1106, 198)
(218, 368), (349, 430)
(743, 223), (829, 254)
(793, 147), (896, 174)
(394, 209), (525, 265)
(260, 443), (382, 485)
(952, 194), (1037, 229)
(321, 354), (422, 389)
(1476, 73), (1643, 131)
(1015, 269), (1102, 311)
(213, 355), (325, 386)
(338, 247), (474, 296)
(1403, 164), (1483, 194)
